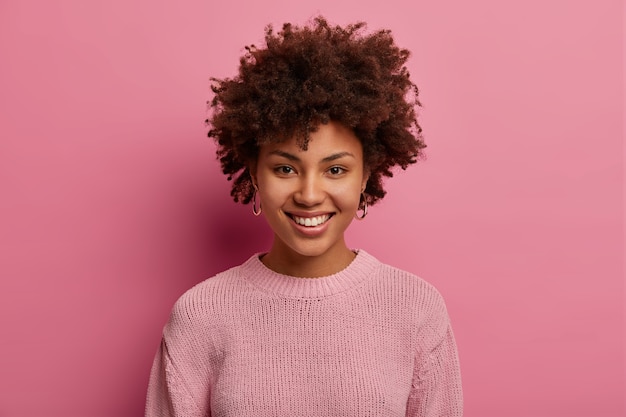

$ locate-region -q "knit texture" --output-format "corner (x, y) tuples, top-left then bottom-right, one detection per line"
(145, 250), (463, 416)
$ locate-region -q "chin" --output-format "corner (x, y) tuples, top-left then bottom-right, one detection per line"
(287, 242), (335, 258)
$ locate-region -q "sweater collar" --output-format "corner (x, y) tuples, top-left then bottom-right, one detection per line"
(240, 249), (379, 299)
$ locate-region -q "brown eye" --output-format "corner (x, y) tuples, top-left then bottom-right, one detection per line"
(328, 166), (345, 175)
(275, 166), (294, 175)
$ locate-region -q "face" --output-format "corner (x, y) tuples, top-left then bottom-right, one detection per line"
(253, 121), (368, 269)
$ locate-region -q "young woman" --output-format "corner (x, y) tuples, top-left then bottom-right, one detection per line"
(146, 17), (463, 417)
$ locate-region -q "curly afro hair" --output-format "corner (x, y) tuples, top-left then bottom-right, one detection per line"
(207, 16), (426, 206)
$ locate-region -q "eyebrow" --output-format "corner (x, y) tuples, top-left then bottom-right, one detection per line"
(268, 150), (355, 163)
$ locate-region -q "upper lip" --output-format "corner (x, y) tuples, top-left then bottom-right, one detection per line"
(285, 211), (334, 218)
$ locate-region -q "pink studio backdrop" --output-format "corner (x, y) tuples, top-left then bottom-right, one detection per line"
(0, 0), (623, 416)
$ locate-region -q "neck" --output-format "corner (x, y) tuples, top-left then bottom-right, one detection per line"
(261, 239), (356, 278)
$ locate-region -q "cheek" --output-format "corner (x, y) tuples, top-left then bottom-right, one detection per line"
(331, 182), (363, 207)
(257, 180), (291, 209)
(258, 190), (282, 208)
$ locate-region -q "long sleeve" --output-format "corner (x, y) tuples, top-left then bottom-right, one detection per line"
(145, 339), (206, 417)
(406, 299), (463, 417)
(145, 293), (214, 417)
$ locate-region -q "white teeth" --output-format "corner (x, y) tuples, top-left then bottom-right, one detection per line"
(292, 215), (330, 227)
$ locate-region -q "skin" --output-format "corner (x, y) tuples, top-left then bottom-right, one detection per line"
(251, 121), (369, 278)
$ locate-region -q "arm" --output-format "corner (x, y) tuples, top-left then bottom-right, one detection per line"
(145, 293), (213, 417)
(145, 339), (207, 417)
(406, 300), (463, 416)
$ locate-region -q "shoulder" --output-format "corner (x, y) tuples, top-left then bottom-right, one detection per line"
(360, 252), (450, 323)
(373, 256), (447, 307)
(178, 264), (244, 303)
(166, 257), (255, 330)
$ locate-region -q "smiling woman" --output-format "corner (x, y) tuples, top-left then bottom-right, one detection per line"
(254, 122), (367, 277)
(145, 16), (462, 417)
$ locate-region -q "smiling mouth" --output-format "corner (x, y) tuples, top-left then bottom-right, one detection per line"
(288, 214), (333, 227)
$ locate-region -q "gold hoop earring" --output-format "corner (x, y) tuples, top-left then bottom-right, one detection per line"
(355, 193), (368, 220)
(252, 185), (262, 216)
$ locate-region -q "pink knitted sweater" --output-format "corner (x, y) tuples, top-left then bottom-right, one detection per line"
(145, 250), (462, 416)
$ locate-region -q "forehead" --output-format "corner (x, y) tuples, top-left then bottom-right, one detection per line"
(260, 122), (363, 159)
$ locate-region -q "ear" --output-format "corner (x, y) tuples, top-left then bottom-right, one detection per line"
(248, 160), (258, 189)
(361, 169), (370, 193)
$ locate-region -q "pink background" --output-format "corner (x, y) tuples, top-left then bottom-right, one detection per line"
(0, 0), (623, 416)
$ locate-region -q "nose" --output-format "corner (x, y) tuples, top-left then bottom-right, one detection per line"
(293, 175), (325, 207)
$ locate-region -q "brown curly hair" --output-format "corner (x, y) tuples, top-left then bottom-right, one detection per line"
(207, 16), (426, 206)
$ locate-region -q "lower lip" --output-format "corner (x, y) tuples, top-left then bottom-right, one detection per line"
(290, 216), (332, 237)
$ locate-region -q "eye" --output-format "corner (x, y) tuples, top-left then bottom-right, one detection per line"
(328, 166), (346, 176)
(275, 165), (295, 175)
